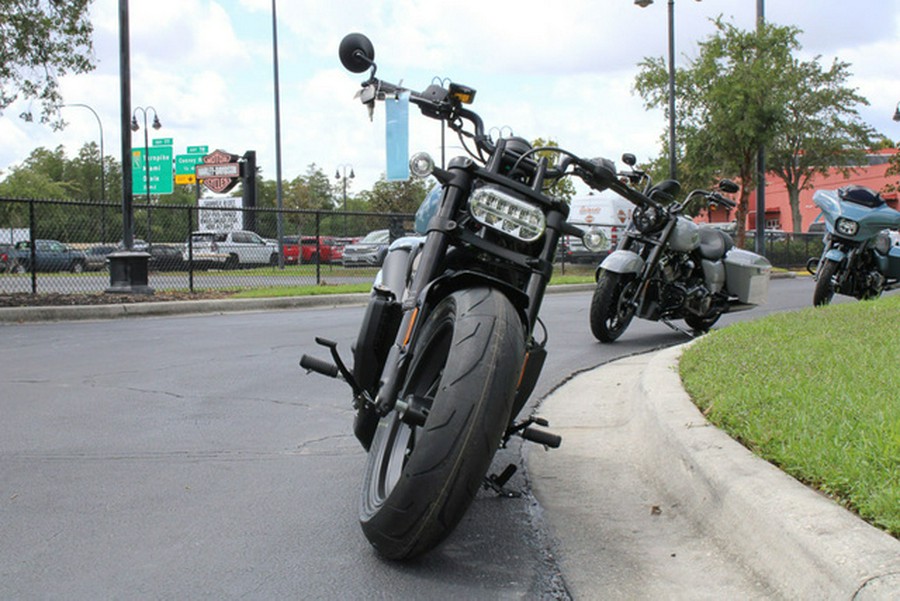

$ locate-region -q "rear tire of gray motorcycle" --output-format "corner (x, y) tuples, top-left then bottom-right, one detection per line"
(359, 287), (525, 560)
(590, 271), (636, 342)
(813, 259), (839, 306)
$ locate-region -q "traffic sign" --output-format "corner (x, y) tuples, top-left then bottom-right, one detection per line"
(175, 154), (204, 175)
(132, 146), (174, 195)
(187, 145), (208, 154)
(175, 174), (197, 185)
(152, 138), (173, 147)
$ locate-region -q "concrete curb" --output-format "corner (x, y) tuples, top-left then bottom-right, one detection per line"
(639, 344), (900, 599)
(0, 283), (596, 323)
(0, 293), (369, 323)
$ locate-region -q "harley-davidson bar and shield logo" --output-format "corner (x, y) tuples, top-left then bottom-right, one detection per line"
(196, 149), (241, 194)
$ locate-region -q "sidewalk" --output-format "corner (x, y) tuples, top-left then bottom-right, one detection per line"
(527, 345), (900, 599)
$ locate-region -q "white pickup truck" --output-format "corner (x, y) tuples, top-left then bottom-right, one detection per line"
(183, 230), (278, 269)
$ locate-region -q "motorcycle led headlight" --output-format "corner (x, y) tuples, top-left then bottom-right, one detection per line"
(470, 186), (545, 242)
(835, 218), (859, 236)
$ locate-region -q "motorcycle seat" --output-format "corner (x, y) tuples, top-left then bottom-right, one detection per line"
(698, 227), (733, 261)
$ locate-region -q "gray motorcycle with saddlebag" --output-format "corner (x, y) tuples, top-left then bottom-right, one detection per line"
(589, 154), (772, 342)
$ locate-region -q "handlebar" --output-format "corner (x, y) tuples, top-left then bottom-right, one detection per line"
(356, 75), (633, 198)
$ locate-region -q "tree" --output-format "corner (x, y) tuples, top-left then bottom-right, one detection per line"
(364, 175), (430, 215)
(883, 139), (900, 197)
(635, 18), (801, 245)
(766, 57), (875, 232)
(1, 0), (95, 127)
(531, 137), (576, 203)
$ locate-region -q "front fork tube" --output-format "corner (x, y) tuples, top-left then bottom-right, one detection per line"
(371, 179), (469, 417)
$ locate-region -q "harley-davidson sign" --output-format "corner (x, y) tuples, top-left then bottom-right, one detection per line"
(197, 149), (241, 193)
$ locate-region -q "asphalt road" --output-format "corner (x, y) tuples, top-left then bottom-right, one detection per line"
(0, 277), (830, 599)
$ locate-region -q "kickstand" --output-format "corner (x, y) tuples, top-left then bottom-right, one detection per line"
(661, 318), (696, 338)
(483, 464), (521, 498)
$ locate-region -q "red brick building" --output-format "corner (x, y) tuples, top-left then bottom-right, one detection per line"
(699, 148), (900, 233)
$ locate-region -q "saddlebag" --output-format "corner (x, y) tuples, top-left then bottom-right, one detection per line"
(724, 249), (771, 305)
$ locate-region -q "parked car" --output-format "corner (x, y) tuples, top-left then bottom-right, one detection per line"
(148, 244), (185, 271)
(282, 236), (301, 264)
(300, 236), (343, 264)
(341, 229), (391, 267)
(11, 240), (88, 273)
(0, 243), (12, 272)
(84, 245), (117, 271)
(117, 238), (149, 251)
(182, 230), (278, 269)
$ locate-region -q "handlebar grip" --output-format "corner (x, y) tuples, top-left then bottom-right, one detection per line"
(300, 354), (340, 378)
(711, 193), (737, 209)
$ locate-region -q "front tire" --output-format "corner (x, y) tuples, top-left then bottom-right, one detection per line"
(359, 287), (525, 560)
(813, 259), (839, 306)
(590, 271), (637, 342)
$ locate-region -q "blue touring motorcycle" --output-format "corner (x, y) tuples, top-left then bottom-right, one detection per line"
(810, 186), (900, 306)
(301, 33), (613, 560)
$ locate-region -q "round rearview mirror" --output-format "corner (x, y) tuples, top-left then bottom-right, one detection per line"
(339, 33), (375, 73)
(718, 179), (739, 194)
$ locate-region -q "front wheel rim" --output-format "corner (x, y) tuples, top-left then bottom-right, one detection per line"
(365, 313), (453, 509)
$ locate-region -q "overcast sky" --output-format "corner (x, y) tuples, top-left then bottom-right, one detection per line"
(2, 0), (899, 196)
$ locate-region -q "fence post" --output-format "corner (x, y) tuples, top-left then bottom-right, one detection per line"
(187, 206), (194, 293)
(315, 212), (321, 285)
(29, 199), (36, 294)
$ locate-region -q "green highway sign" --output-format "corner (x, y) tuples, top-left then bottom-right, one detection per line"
(174, 153), (205, 185)
(175, 154), (204, 175)
(132, 146), (174, 195)
(152, 138), (173, 147)
(186, 145), (208, 154)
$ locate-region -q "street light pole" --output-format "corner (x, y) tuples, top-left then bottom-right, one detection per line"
(335, 164), (355, 237)
(61, 103), (108, 241)
(635, 0), (698, 181)
(271, 0), (285, 268)
(131, 106), (160, 247)
(107, 0), (152, 294)
(755, 0), (766, 256)
(60, 103), (105, 203)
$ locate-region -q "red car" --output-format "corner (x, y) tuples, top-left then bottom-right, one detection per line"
(282, 236), (301, 264)
(282, 236), (343, 264)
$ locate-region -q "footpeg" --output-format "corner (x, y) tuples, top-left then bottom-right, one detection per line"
(503, 416), (562, 449)
(520, 426), (561, 449)
(300, 354), (339, 378)
(300, 338), (368, 402)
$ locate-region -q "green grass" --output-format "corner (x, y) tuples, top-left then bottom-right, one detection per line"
(680, 294), (900, 537)
(230, 283), (373, 298)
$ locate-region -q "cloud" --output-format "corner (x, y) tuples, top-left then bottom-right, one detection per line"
(2, 0), (899, 194)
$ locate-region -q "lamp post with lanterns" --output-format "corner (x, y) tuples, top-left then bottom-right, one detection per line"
(131, 106), (161, 248)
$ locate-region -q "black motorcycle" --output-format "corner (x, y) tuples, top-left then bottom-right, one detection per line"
(300, 33), (613, 560)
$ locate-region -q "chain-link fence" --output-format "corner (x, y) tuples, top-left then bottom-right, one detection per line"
(0, 197), (414, 295)
(0, 196), (826, 297)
